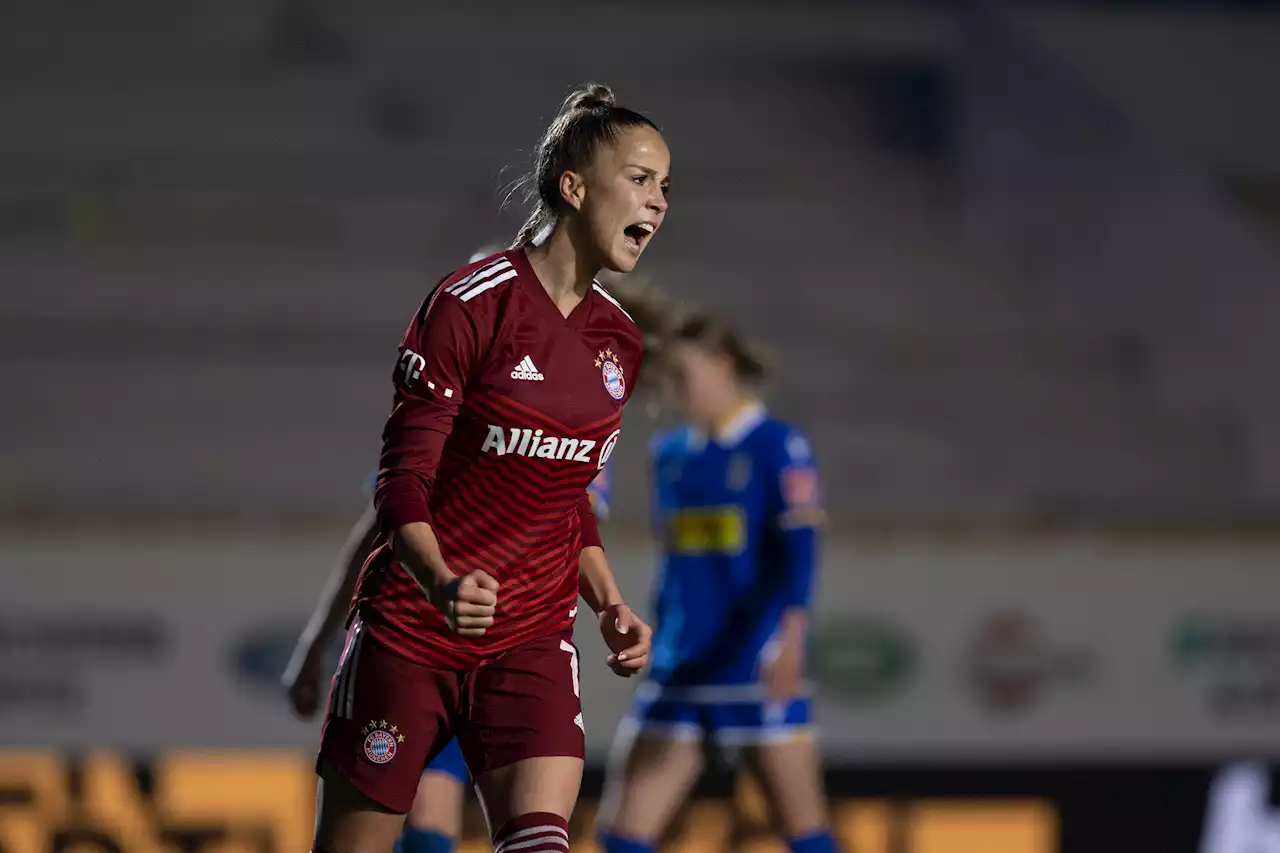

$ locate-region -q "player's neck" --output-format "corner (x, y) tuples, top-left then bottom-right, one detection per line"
(524, 227), (596, 313)
(709, 396), (760, 440)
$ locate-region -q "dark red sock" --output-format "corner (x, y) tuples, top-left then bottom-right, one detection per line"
(492, 812), (569, 852)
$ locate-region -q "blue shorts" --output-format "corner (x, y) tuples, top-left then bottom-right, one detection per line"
(622, 681), (813, 747)
(424, 737), (468, 783)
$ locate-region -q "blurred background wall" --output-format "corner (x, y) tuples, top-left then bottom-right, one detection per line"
(2, 2), (1280, 852)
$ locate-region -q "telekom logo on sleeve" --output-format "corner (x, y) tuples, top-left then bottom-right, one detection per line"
(396, 348), (454, 398)
(398, 349), (425, 382)
(482, 426), (620, 470)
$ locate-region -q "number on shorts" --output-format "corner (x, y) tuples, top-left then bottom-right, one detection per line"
(559, 639), (580, 698)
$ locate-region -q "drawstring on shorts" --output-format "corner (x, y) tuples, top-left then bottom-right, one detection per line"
(461, 669), (478, 720)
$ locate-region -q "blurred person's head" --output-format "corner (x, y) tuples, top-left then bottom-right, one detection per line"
(607, 276), (767, 429)
(469, 244), (503, 263)
(513, 83), (669, 274)
(605, 273), (677, 362)
(664, 313), (768, 432)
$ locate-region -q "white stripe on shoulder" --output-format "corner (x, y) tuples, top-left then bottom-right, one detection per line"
(460, 268), (517, 301)
(445, 258), (505, 293)
(592, 281), (634, 323)
(446, 258), (517, 301)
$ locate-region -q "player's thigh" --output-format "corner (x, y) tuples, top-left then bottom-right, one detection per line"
(406, 772), (465, 837)
(707, 695), (825, 836)
(406, 739), (469, 835)
(314, 760), (405, 853)
(748, 734), (829, 837)
(457, 633), (586, 834)
(600, 690), (707, 839)
(317, 619), (461, 817)
(601, 723), (704, 841)
(472, 756), (583, 837)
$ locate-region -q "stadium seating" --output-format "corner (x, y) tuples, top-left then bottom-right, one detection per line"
(0, 2), (1267, 524)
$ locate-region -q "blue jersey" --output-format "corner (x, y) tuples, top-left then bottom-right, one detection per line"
(647, 403), (822, 687)
(588, 465), (611, 521)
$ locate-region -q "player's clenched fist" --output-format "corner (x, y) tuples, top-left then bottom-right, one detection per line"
(432, 570), (499, 637)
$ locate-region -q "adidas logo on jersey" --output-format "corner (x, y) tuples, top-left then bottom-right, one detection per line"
(510, 356), (544, 381)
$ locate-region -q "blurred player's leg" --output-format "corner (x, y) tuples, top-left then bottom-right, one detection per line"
(397, 738), (468, 853)
(314, 762), (406, 853)
(749, 736), (837, 853)
(597, 724), (704, 852)
(397, 771), (464, 853)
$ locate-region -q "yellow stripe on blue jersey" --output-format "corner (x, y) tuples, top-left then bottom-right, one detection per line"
(667, 505), (747, 556)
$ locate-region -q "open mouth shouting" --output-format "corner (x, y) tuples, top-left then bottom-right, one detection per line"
(622, 221), (657, 255)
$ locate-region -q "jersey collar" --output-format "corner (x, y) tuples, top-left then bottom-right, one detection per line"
(691, 400), (767, 450)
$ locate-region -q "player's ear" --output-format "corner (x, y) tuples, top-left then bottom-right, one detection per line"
(559, 170), (587, 211)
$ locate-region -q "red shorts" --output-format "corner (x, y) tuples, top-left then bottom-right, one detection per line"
(317, 616), (586, 813)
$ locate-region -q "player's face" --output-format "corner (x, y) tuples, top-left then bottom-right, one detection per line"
(667, 342), (737, 428)
(580, 126), (670, 273)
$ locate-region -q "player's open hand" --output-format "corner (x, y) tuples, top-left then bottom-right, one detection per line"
(600, 603), (651, 677)
(762, 636), (805, 704)
(442, 570), (499, 637)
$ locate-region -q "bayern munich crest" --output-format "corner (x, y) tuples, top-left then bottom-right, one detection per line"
(596, 349), (626, 400)
(361, 719), (404, 765)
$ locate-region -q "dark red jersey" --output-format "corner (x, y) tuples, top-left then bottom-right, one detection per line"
(360, 249), (644, 669)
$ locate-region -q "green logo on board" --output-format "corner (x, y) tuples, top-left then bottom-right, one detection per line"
(808, 617), (916, 703)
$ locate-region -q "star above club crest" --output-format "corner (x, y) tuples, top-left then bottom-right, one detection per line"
(389, 725), (398, 734)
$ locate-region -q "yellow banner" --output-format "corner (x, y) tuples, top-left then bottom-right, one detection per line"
(0, 752), (1056, 853)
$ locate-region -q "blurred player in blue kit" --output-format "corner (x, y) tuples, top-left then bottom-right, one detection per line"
(281, 247), (615, 853)
(596, 300), (838, 853)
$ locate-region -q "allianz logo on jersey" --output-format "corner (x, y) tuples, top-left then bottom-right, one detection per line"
(481, 425), (620, 470)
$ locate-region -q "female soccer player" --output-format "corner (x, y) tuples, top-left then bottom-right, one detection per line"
(595, 310), (838, 853)
(312, 83), (667, 853)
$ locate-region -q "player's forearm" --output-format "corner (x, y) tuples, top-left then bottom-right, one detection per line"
(297, 507), (379, 650)
(779, 607), (809, 645)
(389, 521), (455, 599)
(579, 546), (624, 614)
(577, 491), (603, 548)
(374, 466), (437, 533)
